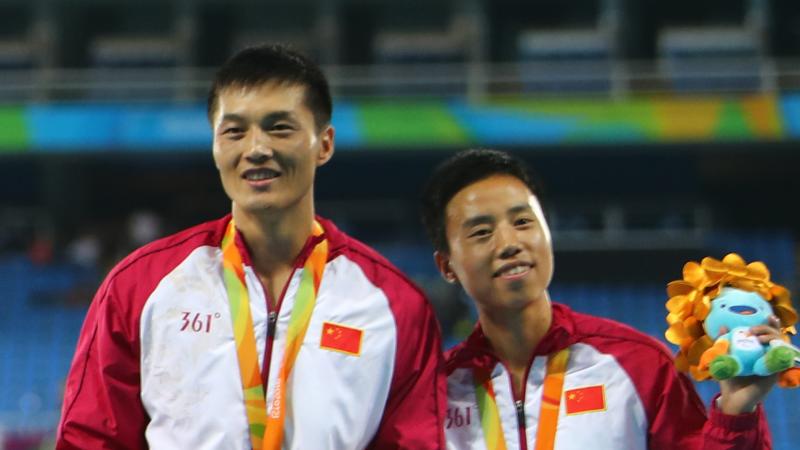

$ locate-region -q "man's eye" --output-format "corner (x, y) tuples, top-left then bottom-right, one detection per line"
(222, 127), (244, 136)
(271, 123), (294, 132)
(515, 217), (534, 226)
(468, 229), (491, 238)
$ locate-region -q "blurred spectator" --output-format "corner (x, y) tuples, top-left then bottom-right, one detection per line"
(27, 233), (54, 266)
(66, 232), (101, 270)
(61, 230), (103, 307)
(127, 210), (163, 248)
(110, 210), (166, 268)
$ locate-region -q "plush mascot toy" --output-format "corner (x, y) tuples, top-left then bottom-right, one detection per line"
(665, 253), (800, 387)
(701, 287), (797, 379)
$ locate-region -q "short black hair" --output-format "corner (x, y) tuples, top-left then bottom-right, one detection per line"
(207, 44), (332, 131)
(420, 148), (541, 253)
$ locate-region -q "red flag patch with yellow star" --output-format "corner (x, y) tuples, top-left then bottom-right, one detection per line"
(564, 385), (606, 415)
(320, 322), (363, 356)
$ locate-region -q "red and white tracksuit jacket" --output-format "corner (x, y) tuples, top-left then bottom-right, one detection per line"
(444, 303), (772, 450)
(56, 215), (446, 450)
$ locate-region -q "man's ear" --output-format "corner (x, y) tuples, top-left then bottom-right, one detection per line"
(434, 251), (458, 284)
(317, 125), (335, 167)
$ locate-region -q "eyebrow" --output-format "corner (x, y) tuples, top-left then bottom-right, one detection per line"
(507, 204), (534, 215)
(462, 215), (494, 229)
(218, 113), (246, 124)
(218, 111), (296, 126)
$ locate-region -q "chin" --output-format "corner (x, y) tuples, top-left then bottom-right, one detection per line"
(488, 299), (532, 313)
(505, 287), (545, 305)
(235, 197), (281, 214)
(500, 277), (535, 293)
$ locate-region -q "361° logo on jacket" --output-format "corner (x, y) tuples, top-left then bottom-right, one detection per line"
(320, 321), (363, 356)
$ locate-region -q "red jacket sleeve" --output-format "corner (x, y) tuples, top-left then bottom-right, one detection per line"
(647, 354), (772, 450)
(701, 396), (772, 450)
(367, 290), (446, 450)
(56, 277), (148, 450)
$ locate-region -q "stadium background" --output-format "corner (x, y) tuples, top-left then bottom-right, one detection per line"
(1, 0), (800, 448)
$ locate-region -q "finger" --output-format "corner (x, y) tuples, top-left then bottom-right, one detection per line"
(750, 325), (781, 335)
(750, 316), (783, 336)
(749, 325), (783, 344)
(757, 334), (779, 344)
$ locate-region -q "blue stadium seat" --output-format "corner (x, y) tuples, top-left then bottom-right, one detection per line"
(0, 256), (86, 434)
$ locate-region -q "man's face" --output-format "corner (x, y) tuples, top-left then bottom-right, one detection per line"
(436, 174), (554, 312)
(211, 81), (333, 215)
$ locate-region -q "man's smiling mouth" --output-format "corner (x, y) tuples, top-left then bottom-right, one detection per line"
(243, 168), (281, 182)
(493, 262), (533, 278)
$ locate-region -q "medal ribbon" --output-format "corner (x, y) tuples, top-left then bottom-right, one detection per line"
(474, 348), (570, 450)
(221, 219), (328, 450)
(474, 366), (508, 450)
(533, 348), (569, 450)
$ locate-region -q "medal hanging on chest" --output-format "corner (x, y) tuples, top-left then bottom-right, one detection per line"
(221, 219), (328, 450)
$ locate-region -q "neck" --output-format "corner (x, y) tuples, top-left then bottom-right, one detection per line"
(231, 199), (315, 278)
(478, 292), (553, 372)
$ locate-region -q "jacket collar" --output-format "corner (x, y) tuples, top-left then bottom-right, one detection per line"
(221, 213), (347, 269)
(446, 302), (577, 374)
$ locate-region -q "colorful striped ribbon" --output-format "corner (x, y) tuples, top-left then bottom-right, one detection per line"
(533, 348), (569, 450)
(474, 367), (508, 450)
(474, 348), (570, 450)
(221, 219), (328, 450)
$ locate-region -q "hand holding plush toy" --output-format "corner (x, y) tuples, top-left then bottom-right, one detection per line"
(699, 287), (798, 380)
(665, 253), (800, 387)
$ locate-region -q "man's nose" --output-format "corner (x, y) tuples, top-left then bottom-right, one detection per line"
(496, 224), (522, 259)
(246, 130), (273, 163)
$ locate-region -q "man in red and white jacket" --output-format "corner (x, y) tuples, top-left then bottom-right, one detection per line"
(57, 44), (445, 450)
(420, 149), (779, 450)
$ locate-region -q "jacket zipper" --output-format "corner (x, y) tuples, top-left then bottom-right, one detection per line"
(501, 354), (538, 450)
(267, 311), (278, 337)
(260, 269), (297, 388)
(258, 234), (324, 390)
(515, 399), (527, 450)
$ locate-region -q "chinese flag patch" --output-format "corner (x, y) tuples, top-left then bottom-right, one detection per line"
(564, 385), (606, 415)
(320, 322), (363, 356)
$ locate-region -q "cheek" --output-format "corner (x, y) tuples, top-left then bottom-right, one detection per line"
(530, 227), (548, 245)
(212, 153), (225, 171)
(454, 248), (490, 281)
(212, 143), (234, 168)
(530, 230), (552, 257)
